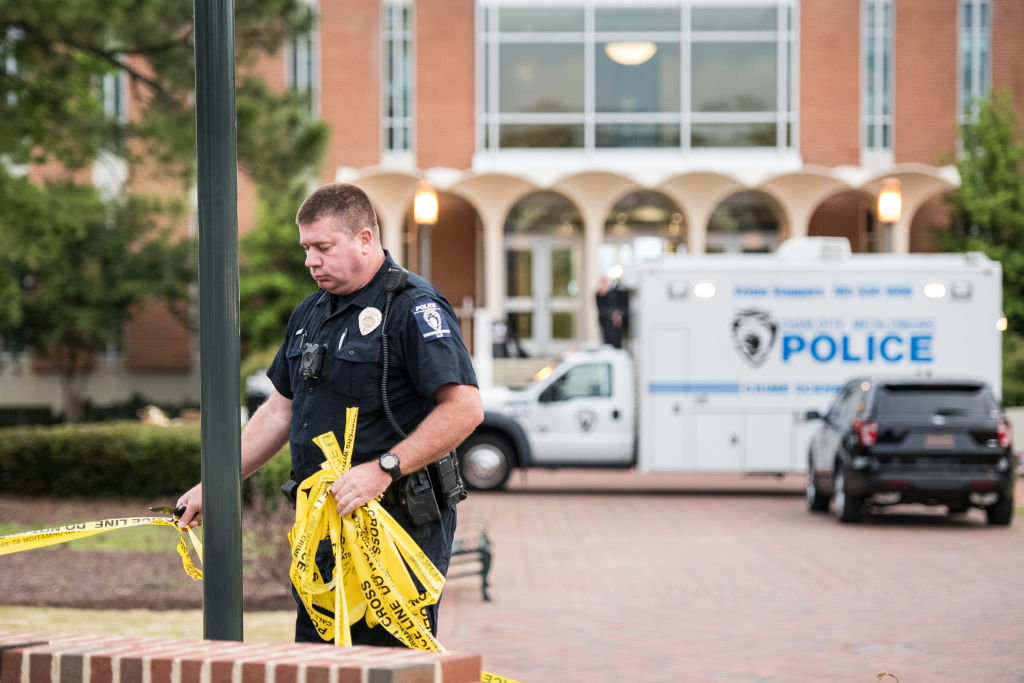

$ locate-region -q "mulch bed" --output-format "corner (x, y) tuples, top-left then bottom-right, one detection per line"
(0, 495), (294, 611)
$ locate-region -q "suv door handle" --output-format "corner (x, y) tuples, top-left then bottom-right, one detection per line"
(611, 408), (620, 419)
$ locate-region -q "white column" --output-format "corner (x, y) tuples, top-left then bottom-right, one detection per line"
(891, 216), (911, 254)
(581, 212), (604, 344)
(375, 203), (407, 260)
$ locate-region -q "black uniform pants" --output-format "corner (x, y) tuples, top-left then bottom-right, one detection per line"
(293, 504), (457, 646)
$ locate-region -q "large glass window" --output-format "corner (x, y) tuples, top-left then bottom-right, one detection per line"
(499, 43), (584, 113)
(958, 0), (990, 124)
(862, 0), (893, 154)
(3, 27), (22, 108)
(479, 1), (797, 154)
(99, 69), (128, 123)
(286, 2), (319, 118)
(383, 0), (414, 157)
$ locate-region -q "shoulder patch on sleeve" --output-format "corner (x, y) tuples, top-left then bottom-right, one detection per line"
(411, 298), (452, 340)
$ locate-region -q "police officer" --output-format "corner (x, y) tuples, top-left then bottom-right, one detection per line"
(176, 182), (483, 646)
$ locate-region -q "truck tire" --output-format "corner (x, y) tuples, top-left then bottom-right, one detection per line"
(806, 459), (830, 512)
(833, 468), (864, 523)
(985, 497), (1014, 526)
(458, 434), (513, 491)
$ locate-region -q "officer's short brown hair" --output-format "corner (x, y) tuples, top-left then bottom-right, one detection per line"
(296, 183), (379, 237)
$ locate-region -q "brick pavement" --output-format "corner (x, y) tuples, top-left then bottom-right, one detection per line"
(437, 470), (1024, 683)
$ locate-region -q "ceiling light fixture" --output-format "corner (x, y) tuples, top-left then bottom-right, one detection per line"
(604, 41), (657, 66)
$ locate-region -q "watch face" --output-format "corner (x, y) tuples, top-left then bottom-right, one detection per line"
(380, 453), (400, 471)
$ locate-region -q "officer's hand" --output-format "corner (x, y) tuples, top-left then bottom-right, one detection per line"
(330, 462), (391, 518)
(176, 483), (203, 529)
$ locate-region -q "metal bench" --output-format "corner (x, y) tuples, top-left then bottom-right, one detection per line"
(447, 520), (492, 601)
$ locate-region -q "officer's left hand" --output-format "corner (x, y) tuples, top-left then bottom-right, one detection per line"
(330, 462), (391, 518)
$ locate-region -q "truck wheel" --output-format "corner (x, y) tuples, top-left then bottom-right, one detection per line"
(458, 434), (513, 491)
(806, 460), (830, 512)
(985, 497), (1014, 526)
(833, 468), (864, 524)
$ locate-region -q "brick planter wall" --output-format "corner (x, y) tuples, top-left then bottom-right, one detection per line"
(0, 632), (480, 683)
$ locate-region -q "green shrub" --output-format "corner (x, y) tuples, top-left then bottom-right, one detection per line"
(0, 421), (202, 498)
(0, 420), (297, 504)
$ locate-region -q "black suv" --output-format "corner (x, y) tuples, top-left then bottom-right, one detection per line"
(806, 377), (1015, 525)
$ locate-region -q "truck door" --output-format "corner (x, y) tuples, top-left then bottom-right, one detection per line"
(642, 326), (690, 471)
(528, 361), (633, 465)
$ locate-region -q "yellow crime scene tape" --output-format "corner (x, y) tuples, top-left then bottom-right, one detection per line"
(0, 406), (517, 683)
(289, 406), (518, 682)
(0, 515), (204, 579)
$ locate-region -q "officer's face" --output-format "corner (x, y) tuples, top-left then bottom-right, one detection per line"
(299, 218), (374, 295)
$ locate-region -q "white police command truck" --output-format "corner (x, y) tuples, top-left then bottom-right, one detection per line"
(456, 238), (1005, 490)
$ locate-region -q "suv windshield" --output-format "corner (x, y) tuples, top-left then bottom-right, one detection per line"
(874, 384), (996, 417)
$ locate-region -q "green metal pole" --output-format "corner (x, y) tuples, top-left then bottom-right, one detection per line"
(193, 0), (243, 641)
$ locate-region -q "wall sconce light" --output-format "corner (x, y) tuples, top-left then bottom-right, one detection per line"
(413, 182), (438, 279)
(877, 177), (902, 223)
(413, 182), (439, 226)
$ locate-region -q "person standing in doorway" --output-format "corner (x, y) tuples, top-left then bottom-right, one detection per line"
(595, 275), (629, 348)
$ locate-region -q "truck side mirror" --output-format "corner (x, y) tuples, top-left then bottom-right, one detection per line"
(805, 410), (823, 421)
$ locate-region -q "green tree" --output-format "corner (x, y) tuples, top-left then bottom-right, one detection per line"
(239, 197), (315, 354)
(0, 0), (317, 172)
(0, 174), (193, 421)
(236, 80), (327, 354)
(0, 1), (327, 419)
(945, 90), (1024, 404)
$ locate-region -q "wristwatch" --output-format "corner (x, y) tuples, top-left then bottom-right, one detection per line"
(378, 452), (402, 482)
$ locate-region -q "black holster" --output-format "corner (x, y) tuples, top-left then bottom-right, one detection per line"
(398, 450), (468, 526)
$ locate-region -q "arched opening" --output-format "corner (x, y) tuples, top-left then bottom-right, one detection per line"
(600, 189), (685, 283)
(706, 190), (782, 253)
(402, 191), (482, 350)
(808, 192), (877, 252)
(503, 191), (584, 355)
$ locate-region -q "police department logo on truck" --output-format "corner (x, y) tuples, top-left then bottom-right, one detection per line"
(731, 309), (778, 368)
(730, 309), (936, 370)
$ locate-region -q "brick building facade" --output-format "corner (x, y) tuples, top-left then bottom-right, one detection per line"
(4, 0), (1023, 416)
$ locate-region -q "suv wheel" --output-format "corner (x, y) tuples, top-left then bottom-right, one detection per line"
(833, 468), (864, 524)
(985, 497), (1014, 526)
(806, 460), (830, 512)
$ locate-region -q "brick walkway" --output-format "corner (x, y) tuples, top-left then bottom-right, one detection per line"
(437, 470), (1024, 683)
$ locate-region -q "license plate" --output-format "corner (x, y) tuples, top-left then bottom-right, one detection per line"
(924, 433), (954, 449)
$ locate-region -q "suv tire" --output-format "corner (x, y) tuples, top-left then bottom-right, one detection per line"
(807, 459), (830, 512)
(833, 468), (864, 524)
(985, 497), (1014, 526)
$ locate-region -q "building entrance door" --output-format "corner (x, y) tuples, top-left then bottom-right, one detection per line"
(504, 235), (581, 356)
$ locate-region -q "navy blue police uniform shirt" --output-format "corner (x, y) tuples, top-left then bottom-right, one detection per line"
(266, 252), (478, 484)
